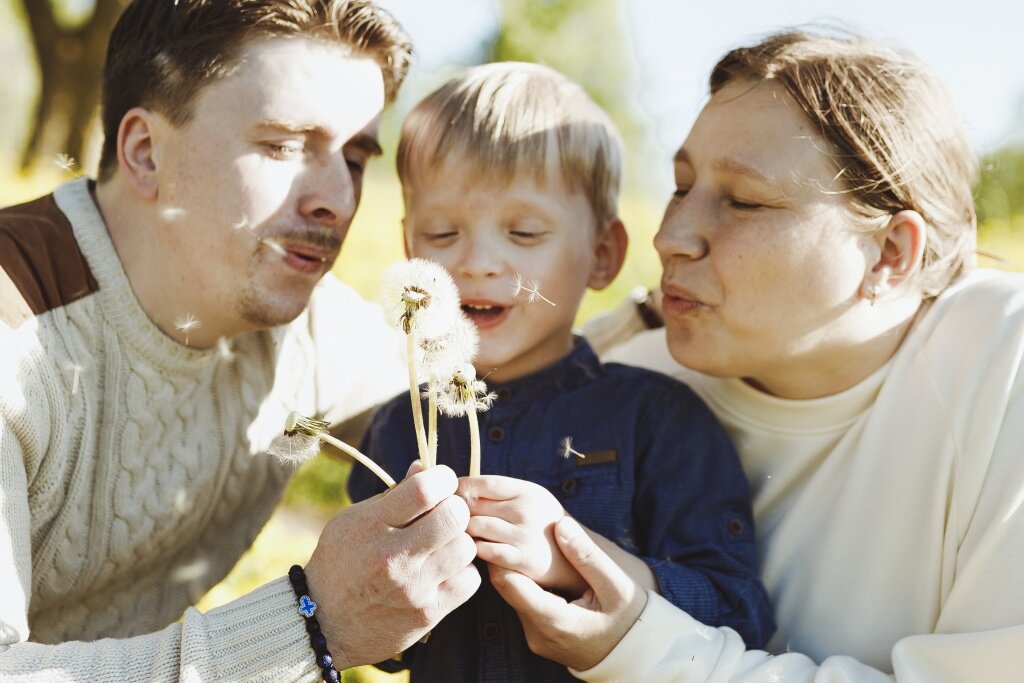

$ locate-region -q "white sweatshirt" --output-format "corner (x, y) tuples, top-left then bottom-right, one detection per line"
(583, 269), (1024, 682)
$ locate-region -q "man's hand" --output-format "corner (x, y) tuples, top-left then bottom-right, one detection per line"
(489, 516), (648, 672)
(305, 463), (480, 668)
(458, 475), (586, 596)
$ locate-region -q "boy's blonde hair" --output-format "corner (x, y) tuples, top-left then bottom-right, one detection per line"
(397, 62), (623, 224)
(711, 30), (977, 298)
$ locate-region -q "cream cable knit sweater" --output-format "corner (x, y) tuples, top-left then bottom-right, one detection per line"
(0, 179), (406, 681)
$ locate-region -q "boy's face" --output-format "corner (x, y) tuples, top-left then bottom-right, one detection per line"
(404, 156), (625, 383)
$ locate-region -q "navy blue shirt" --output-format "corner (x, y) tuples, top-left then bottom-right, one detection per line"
(348, 339), (774, 682)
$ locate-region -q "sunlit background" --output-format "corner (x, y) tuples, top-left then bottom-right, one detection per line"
(2, 2), (1022, 680)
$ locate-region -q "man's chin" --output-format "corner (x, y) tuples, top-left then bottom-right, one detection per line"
(237, 286), (315, 329)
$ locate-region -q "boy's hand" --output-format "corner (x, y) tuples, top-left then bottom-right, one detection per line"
(458, 475), (587, 596)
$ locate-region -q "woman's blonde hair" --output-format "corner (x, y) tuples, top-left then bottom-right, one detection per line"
(711, 30), (978, 298)
(397, 62), (623, 225)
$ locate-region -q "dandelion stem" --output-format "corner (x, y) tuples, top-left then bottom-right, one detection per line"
(318, 433), (396, 489)
(428, 387), (438, 467)
(468, 407), (481, 477)
(406, 333), (431, 467)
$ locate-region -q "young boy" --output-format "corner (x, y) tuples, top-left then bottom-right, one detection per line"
(348, 62), (774, 682)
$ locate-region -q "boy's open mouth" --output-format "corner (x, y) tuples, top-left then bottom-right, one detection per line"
(461, 303), (507, 324)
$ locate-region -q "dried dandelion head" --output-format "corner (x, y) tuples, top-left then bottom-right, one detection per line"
(267, 412), (328, 465)
(283, 411), (330, 437)
(381, 258), (460, 339)
(421, 314), (479, 380)
(435, 363), (496, 417)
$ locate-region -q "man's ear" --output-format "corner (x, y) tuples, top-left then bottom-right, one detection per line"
(117, 107), (163, 200)
(864, 210), (926, 293)
(588, 217), (628, 291)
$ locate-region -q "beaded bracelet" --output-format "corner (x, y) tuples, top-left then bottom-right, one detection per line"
(288, 564), (341, 683)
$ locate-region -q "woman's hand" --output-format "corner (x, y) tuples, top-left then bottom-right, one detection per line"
(488, 516), (648, 672)
(458, 475), (586, 596)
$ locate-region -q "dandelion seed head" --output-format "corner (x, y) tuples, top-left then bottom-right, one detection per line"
(510, 274), (556, 306)
(283, 411), (330, 437)
(421, 314), (479, 380)
(381, 259), (461, 339)
(267, 432), (321, 464)
(435, 363), (496, 416)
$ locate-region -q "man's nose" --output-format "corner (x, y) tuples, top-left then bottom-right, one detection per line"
(298, 155), (358, 230)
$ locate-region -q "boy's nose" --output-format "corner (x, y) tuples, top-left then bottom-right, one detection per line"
(456, 237), (504, 279)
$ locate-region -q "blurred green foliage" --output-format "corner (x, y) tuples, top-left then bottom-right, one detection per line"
(977, 146), (1024, 226)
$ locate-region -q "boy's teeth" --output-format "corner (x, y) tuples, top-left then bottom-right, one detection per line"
(465, 304), (494, 310)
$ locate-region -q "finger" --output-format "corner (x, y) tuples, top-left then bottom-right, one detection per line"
(458, 474), (530, 507)
(463, 496), (525, 522)
(475, 540), (525, 571)
(405, 459), (426, 478)
(489, 564), (568, 617)
(383, 465), (458, 527)
(393, 493), (470, 552)
(466, 515), (523, 544)
(422, 532), (478, 585)
(553, 517), (632, 608)
(436, 564), (482, 615)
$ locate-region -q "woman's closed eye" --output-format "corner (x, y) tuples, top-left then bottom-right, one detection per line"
(263, 141), (304, 159)
(728, 197), (765, 211)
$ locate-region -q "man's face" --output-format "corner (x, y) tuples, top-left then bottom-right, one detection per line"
(154, 37), (385, 330)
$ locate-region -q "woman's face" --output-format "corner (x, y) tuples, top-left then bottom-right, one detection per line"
(656, 79), (880, 398)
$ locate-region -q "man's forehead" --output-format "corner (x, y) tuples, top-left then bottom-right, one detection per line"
(201, 36), (386, 140)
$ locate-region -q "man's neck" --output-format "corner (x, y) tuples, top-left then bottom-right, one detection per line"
(94, 178), (239, 348)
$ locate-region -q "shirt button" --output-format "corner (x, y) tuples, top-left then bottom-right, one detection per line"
(495, 388), (511, 400)
(561, 478), (577, 495)
(727, 518), (745, 535)
(483, 622), (499, 640)
(487, 426), (505, 442)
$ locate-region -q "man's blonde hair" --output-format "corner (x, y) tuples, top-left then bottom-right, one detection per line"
(711, 30), (978, 298)
(397, 62), (623, 225)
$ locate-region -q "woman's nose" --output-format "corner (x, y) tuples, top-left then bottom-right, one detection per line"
(654, 200), (709, 262)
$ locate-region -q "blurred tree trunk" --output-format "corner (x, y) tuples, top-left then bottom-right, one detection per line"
(18, 0), (126, 171)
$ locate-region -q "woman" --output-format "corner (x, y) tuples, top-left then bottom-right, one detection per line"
(486, 30), (1024, 681)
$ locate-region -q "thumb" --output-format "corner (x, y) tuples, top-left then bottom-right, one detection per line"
(553, 517), (632, 608)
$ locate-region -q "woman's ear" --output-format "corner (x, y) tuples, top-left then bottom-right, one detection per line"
(117, 107), (163, 200)
(863, 210), (926, 298)
(588, 217), (629, 291)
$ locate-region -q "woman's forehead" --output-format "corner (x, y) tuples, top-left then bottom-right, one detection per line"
(679, 80), (841, 191)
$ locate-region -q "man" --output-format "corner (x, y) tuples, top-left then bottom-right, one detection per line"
(0, 1), (479, 679)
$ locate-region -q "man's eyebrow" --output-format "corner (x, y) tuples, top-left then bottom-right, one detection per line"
(674, 147), (775, 186)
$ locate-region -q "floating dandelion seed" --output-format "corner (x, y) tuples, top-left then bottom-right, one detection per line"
(160, 206), (187, 222)
(511, 273), (556, 306)
(64, 360), (85, 395)
(216, 337), (235, 362)
(232, 217), (249, 231)
(272, 411), (396, 488)
(259, 237), (288, 258)
(53, 153), (78, 174)
(175, 314), (201, 346)
(560, 437), (586, 460)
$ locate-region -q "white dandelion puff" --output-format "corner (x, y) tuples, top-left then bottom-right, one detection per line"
(421, 314), (479, 381)
(511, 273), (556, 307)
(381, 258), (461, 340)
(175, 314), (201, 346)
(273, 411), (396, 488)
(560, 437), (586, 460)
